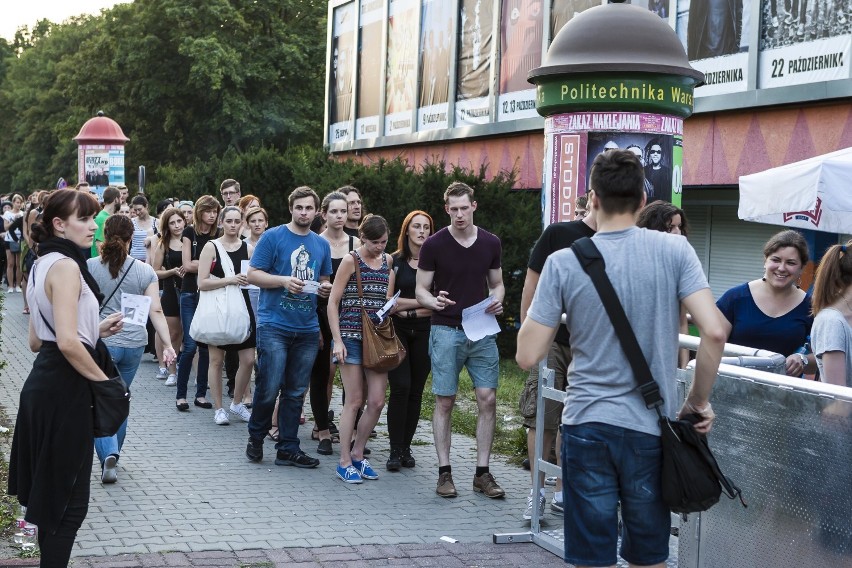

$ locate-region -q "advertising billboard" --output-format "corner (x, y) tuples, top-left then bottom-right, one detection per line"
(497, 0), (543, 121)
(356, 0), (383, 140)
(385, 0), (419, 136)
(77, 145), (125, 201)
(329, 2), (356, 144)
(418, 0), (454, 131)
(757, 0), (851, 88)
(455, 0), (494, 126)
(542, 112), (684, 224)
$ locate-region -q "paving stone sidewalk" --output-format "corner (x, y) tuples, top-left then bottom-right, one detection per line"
(0, 290), (678, 567)
(0, 291), (561, 557)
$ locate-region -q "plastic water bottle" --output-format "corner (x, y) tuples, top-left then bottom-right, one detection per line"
(13, 506), (26, 545)
(20, 523), (37, 550)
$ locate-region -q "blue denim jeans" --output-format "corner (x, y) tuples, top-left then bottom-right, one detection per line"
(94, 345), (145, 464)
(561, 422), (670, 567)
(176, 291), (209, 400)
(248, 325), (319, 453)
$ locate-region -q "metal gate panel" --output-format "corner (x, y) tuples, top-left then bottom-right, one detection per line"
(678, 366), (852, 568)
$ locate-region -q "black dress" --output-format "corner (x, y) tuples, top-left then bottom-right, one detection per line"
(202, 241), (256, 351)
(160, 247), (183, 318)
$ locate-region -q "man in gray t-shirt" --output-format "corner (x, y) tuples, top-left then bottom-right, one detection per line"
(517, 149), (726, 568)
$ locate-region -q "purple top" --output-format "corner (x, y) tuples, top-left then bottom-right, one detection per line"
(419, 227), (501, 327)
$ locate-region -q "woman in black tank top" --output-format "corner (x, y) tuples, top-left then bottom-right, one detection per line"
(151, 208), (187, 384)
(309, 193), (361, 455)
(196, 207), (256, 426)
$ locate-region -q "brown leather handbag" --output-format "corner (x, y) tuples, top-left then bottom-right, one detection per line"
(352, 251), (406, 372)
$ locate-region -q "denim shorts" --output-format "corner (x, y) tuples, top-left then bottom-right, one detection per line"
(428, 325), (499, 395)
(332, 337), (362, 366)
(561, 422), (670, 567)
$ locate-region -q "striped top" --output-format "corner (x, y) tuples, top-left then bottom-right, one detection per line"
(130, 217), (149, 261)
(338, 251), (390, 340)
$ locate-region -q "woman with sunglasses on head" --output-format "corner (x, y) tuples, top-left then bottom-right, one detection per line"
(196, 206), (257, 425)
(810, 241), (852, 387)
(151, 207), (187, 386)
(9, 191), (124, 566)
(385, 211), (434, 471)
(327, 214), (394, 483)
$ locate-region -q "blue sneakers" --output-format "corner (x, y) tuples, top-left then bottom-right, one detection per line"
(336, 464), (363, 484)
(352, 458), (379, 480)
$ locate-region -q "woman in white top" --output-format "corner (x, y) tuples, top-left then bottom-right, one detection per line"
(9, 190), (124, 566)
(811, 240), (852, 387)
(3, 193), (25, 292)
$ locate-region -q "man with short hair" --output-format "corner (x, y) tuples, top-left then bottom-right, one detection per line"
(338, 186), (362, 237)
(246, 186), (333, 468)
(220, 179), (242, 207)
(517, 192), (597, 520)
(117, 184), (129, 205)
(517, 149), (726, 568)
(416, 181), (506, 499)
(92, 186), (121, 256)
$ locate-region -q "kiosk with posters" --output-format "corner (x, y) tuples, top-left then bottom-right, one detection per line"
(74, 111), (129, 201)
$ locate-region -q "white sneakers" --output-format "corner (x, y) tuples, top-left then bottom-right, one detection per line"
(214, 408), (230, 425)
(229, 402), (251, 422)
(156, 367), (168, 380)
(164, 374), (177, 386)
(523, 489), (546, 521)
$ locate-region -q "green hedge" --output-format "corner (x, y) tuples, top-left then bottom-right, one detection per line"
(146, 145), (542, 356)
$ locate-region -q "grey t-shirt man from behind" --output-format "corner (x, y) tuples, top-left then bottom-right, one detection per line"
(527, 227), (708, 435)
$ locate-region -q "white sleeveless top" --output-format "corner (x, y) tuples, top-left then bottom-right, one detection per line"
(27, 252), (100, 348)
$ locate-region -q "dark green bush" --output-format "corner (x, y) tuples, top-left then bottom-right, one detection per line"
(146, 145), (541, 356)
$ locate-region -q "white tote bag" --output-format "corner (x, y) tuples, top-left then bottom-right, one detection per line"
(189, 240), (251, 346)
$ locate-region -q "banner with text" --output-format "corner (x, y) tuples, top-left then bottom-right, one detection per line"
(385, 0), (419, 136)
(329, 2), (356, 143)
(418, 0), (454, 131)
(77, 145), (125, 201)
(678, 0), (749, 96)
(757, 0), (851, 89)
(498, 0), (543, 121)
(455, 0), (494, 126)
(542, 111), (683, 224)
(356, 0), (383, 140)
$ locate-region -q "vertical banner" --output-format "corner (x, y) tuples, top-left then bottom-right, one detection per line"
(356, 0), (384, 140)
(497, 0), (544, 121)
(678, 0), (749, 96)
(550, 0), (604, 41)
(77, 145), (125, 201)
(542, 112), (684, 225)
(385, 0), (419, 136)
(329, 2), (356, 144)
(455, 0), (494, 126)
(418, 0), (454, 131)
(758, 0), (851, 88)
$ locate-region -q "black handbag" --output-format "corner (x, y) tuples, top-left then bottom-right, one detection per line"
(570, 237), (745, 515)
(34, 269), (131, 438)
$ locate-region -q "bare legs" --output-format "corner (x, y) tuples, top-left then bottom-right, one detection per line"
(338, 363), (386, 466)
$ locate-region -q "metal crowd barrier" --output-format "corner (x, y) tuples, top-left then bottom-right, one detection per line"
(494, 335), (852, 566)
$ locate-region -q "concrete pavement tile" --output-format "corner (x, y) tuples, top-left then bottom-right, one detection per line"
(261, 549), (294, 563)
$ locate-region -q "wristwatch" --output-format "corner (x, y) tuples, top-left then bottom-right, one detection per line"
(408, 309), (416, 318)
(798, 353), (808, 367)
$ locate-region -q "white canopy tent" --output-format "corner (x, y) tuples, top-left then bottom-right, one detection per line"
(738, 147), (852, 234)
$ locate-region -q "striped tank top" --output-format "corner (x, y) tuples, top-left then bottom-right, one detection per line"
(130, 217), (149, 261)
(338, 251), (390, 340)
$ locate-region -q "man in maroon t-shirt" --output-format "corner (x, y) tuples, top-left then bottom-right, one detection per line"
(416, 182), (506, 499)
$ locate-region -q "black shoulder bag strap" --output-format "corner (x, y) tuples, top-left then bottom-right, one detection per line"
(570, 237), (664, 415)
(571, 237), (744, 504)
(100, 259), (133, 314)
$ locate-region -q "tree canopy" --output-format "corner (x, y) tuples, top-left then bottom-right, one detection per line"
(0, 0), (327, 192)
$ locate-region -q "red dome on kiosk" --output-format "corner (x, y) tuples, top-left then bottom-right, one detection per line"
(74, 111), (130, 144)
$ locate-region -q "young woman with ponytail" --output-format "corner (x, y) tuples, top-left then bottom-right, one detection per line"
(9, 190), (124, 566)
(87, 215), (176, 483)
(811, 240), (852, 387)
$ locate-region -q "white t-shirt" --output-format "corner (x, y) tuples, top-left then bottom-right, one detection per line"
(3, 211), (23, 242)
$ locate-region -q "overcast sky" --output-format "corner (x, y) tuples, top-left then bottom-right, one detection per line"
(2, 0), (131, 42)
